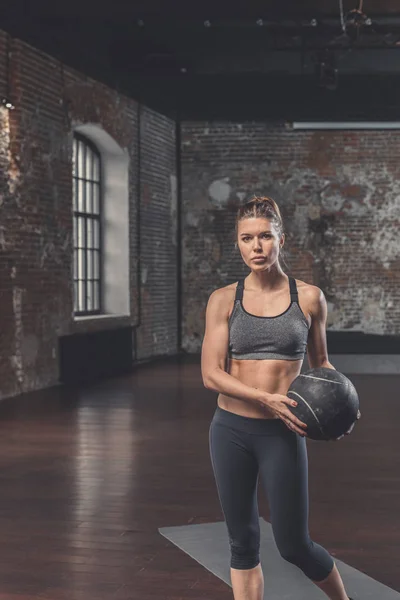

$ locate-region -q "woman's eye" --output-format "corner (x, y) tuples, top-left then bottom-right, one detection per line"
(242, 235), (271, 241)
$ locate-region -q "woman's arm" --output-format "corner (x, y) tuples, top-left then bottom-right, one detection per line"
(306, 286), (336, 370)
(201, 288), (272, 407)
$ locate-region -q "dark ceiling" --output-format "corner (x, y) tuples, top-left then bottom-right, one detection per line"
(2, 0), (400, 120)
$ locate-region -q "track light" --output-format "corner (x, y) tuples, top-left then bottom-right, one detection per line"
(344, 7), (370, 41)
(1, 97), (15, 110)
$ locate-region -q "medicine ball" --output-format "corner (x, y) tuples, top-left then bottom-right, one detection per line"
(287, 367), (360, 441)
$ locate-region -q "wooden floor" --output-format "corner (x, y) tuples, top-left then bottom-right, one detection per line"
(0, 355), (399, 600)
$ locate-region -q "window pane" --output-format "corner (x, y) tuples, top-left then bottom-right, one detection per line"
(87, 250), (93, 279)
(78, 141), (84, 176)
(87, 279), (93, 311)
(93, 155), (100, 182)
(78, 248), (85, 279)
(78, 217), (84, 248)
(83, 176), (87, 212)
(74, 283), (78, 312)
(87, 220), (93, 249)
(86, 146), (92, 182)
(93, 220), (99, 248)
(73, 249), (78, 279)
(78, 180), (84, 212)
(77, 249), (81, 279)
(78, 280), (84, 312)
(86, 182), (93, 214)
(93, 185), (99, 214)
(93, 281), (99, 310)
(93, 250), (99, 279)
(92, 280), (96, 311)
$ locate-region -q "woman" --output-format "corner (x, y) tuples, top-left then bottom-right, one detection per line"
(201, 196), (356, 600)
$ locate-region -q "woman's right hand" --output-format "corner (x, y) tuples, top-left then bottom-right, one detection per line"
(262, 393), (308, 437)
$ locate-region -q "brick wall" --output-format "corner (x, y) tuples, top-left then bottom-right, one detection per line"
(180, 122), (400, 352)
(0, 30), (177, 400)
(136, 109), (178, 357)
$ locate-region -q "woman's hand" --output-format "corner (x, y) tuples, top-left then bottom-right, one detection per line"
(261, 393), (308, 437)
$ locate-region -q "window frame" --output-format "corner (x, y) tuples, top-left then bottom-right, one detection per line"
(72, 132), (103, 316)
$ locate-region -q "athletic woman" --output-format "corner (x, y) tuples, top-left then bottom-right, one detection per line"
(201, 196), (357, 600)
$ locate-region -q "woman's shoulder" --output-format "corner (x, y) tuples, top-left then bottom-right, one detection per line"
(295, 278), (323, 296)
(294, 278), (325, 311)
(211, 280), (239, 296)
(207, 281), (239, 311)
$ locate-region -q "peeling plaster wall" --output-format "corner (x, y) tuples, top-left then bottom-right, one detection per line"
(0, 30), (177, 400)
(181, 122), (400, 352)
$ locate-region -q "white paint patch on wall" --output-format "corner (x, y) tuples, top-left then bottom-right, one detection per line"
(277, 163), (400, 270)
(329, 285), (395, 334)
(368, 191), (400, 267)
(10, 287), (24, 385)
(362, 299), (388, 335)
(141, 265), (148, 285)
(182, 333), (200, 353)
(208, 178), (231, 209)
(320, 186), (346, 212)
(0, 226), (6, 250)
(199, 260), (212, 275)
(186, 211), (201, 227)
(22, 334), (39, 366)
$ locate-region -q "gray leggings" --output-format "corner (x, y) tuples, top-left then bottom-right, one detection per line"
(209, 406), (334, 581)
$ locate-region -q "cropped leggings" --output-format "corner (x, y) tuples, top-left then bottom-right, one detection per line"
(209, 406), (334, 581)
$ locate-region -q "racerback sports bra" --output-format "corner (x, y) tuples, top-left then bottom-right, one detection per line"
(228, 276), (310, 361)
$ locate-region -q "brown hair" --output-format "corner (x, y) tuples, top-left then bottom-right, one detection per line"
(234, 195), (288, 269)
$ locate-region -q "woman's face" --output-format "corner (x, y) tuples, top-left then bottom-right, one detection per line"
(237, 217), (284, 270)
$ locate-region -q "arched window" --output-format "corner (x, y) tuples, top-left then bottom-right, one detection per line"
(72, 133), (102, 315)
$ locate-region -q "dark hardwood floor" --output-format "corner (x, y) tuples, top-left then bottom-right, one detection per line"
(0, 355), (398, 599)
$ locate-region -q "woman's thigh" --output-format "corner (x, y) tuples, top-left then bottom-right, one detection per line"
(209, 419), (260, 543)
(256, 431), (311, 551)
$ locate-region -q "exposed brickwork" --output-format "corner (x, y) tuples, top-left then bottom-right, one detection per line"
(135, 108), (178, 358)
(0, 30), (177, 400)
(180, 122), (400, 352)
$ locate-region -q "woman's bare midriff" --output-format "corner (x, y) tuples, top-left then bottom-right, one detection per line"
(217, 357), (304, 419)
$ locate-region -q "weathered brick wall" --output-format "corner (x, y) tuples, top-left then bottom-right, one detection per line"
(0, 30), (177, 400)
(180, 122), (400, 352)
(136, 109), (178, 357)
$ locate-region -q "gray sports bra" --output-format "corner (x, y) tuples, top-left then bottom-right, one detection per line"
(228, 277), (310, 361)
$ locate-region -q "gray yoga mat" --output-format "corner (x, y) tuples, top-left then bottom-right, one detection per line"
(159, 518), (400, 600)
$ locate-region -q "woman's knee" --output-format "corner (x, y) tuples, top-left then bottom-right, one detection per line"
(229, 533), (260, 570)
(278, 540), (334, 581)
(279, 544), (305, 566)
